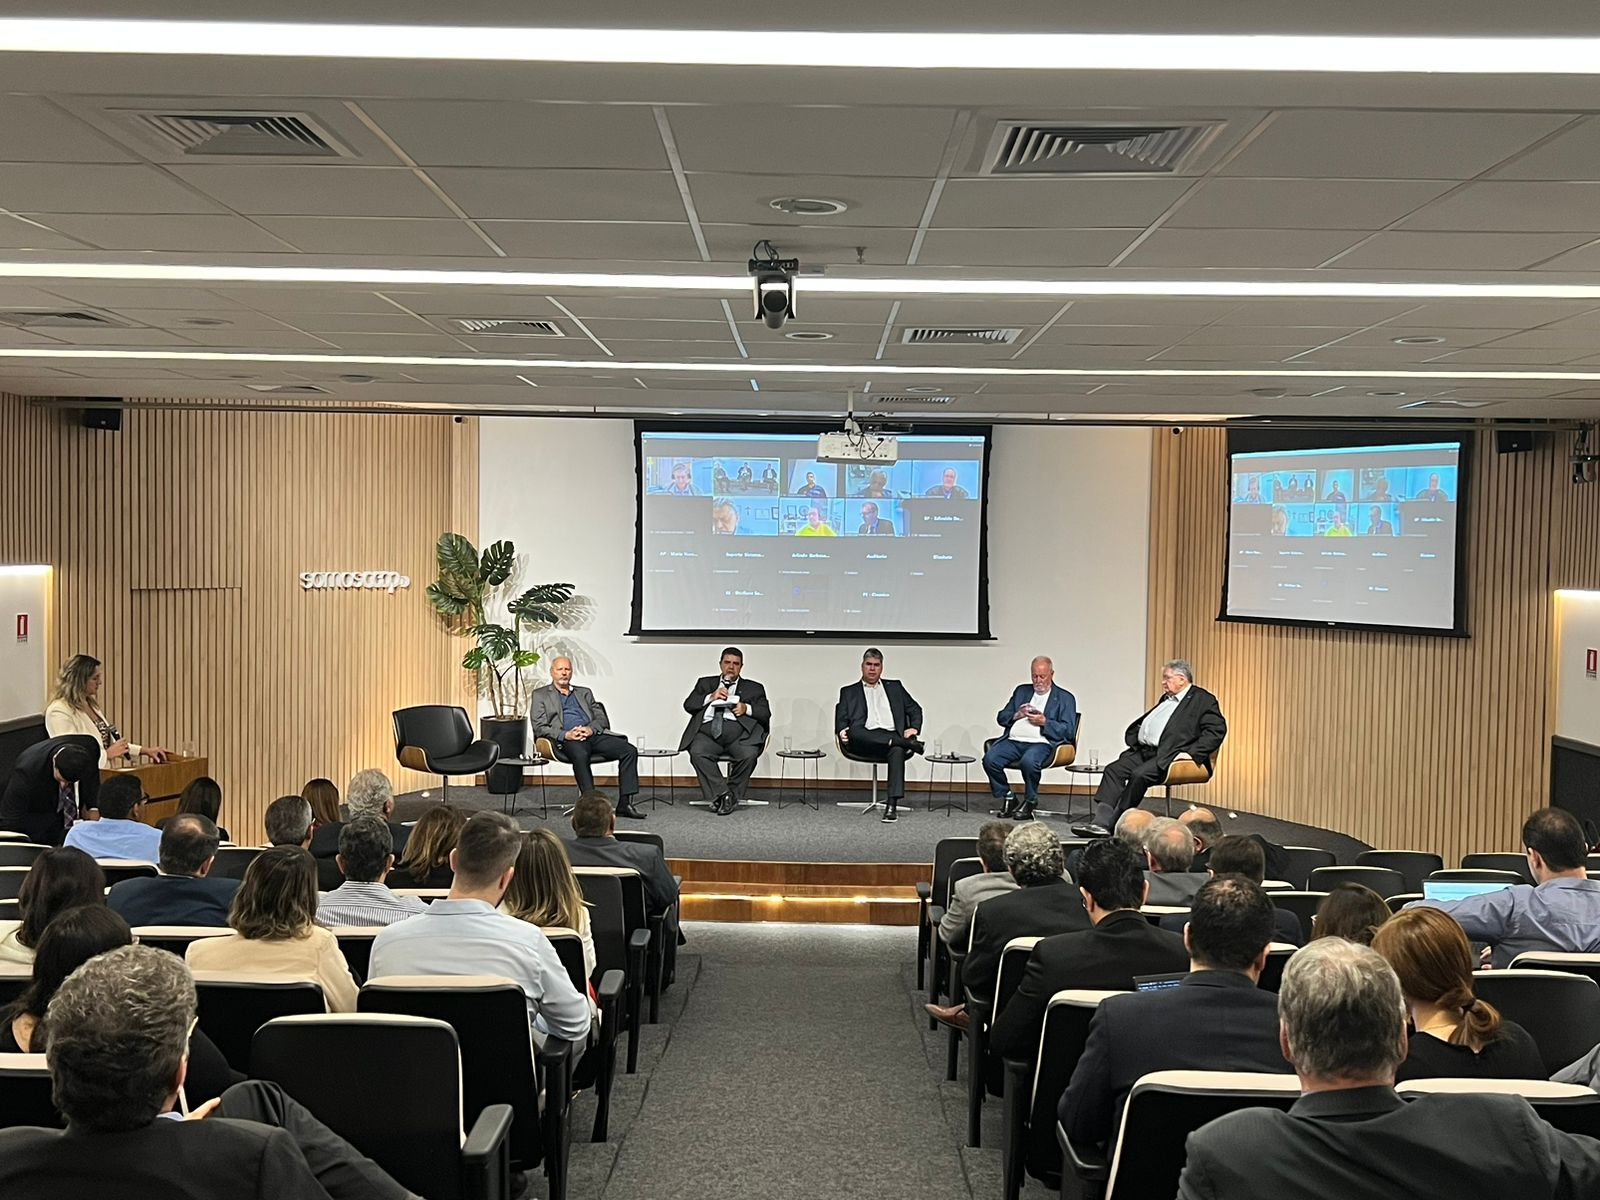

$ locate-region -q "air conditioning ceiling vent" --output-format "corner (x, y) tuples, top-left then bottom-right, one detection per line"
(985, 121), (1219, 175)
(901, 327), (1021, 345)
(123, 111), (345, 157)
(451, 318), (566, 337)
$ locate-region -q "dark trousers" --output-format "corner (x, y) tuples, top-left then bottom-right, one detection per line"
(1091, 745), (1167, 828)
(686, 722), (762, 804)
(843, 726), (913, 799)
(983, 738), (1056, 801)
(559, 732), (639, 798)
(216, 1080), (417, 1200)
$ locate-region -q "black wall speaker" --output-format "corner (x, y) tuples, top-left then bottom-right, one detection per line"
(78, 400), (123, 432)
(1496, 428), (1535, 454)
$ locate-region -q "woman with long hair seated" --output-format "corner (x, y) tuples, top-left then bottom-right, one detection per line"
(387, 804), (464, 889)
(1372, 906), (1545, 1081)
(160, 775), (228, 842)
(1310, 883), (1391, 946)
(0, 904), (239, 1102)
(0, 846), (105, 965)
(301, 777), (341, 829)
(503, 828), (596, 979)
(185, 846), (358, 1012)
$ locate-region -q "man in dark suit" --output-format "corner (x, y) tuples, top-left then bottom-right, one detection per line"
(108, 814), (239, 927)
(1080, 658), (1225, 835)
(1176, 938), (1600, 1199)
(1061, 876), (1290, 1150)
(983, 656), (1079, 820)
(989, 838), (1187, 1058)
(0, 943), (419, 1200)
(1159, 835), (1303, 946)
(529, 656), (644, 819)
(309, 768), (410, 888)
(0, 733), (100, 845)
(567, 791), (682, 981)
(679, 646), (770, 815)
(1142, 817), (1213, 906)
(856, 500), (897, 535)
(835, 647), (924, 822)
(927, 822), (1090, 1030)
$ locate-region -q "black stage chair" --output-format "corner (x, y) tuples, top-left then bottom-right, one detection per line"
(393, 705), (500, 804)
(1307, 865), (1407, 899)
(918, 836), (978, 990)
(1356, 850), (1443, 895)
(836, 731), (919, 816)
(1279, 847), (1336, 890)
(192, 974), (326, 1072)
(1473, 969), (1600, 1076)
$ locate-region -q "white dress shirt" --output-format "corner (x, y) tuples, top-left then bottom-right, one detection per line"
(1009, 689), (1053, 743)
(702, 679), (740, 722)
(1138, 685), (1190, 747)
(861, 681), (894, 731)
(317, 881), (428, 928)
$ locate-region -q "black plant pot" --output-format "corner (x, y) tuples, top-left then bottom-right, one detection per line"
(480, 716), (527, 796)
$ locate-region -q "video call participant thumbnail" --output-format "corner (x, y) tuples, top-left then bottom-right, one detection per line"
(925, 467), (970, 499)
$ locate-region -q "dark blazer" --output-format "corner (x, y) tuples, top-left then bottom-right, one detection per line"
(1160, 906), (1303, 947)
(835, 679), (923, 735)
(566, 834), (679, 915)
(107, 874), (239, 927)
(678, 675), (771, 751)
(0, 734), (101, 844)
(1144, 870), (1212, 907)
(1060, 970), (1290, 1145)
(384, 861), (454, 890)
(996, 684), (1078, 747)
(1177, 1087), (1600, 1200)
(309, 820), (411, 891)
(529, 683), (612, 744)
(990, 908), (1189, 1059)
(964, 877), (1091, 1002)
(0, 1116), (330, 1199)
(1123, 685), (1226, 771)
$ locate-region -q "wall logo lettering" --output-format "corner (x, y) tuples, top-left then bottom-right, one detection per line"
(300, 571), (411, 594)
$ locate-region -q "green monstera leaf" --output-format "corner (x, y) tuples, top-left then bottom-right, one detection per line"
(436, 532), (480, 582)
(479, 540), (516, 587)
(508, 581), (575, 626)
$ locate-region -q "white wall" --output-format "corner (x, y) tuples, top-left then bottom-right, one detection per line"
(1556, 590), (1600, 748)
(480, 418), (1151, 783)
(0, 566), (50, 725)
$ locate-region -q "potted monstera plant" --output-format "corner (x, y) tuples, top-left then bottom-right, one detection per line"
(427, 532), (573, 760)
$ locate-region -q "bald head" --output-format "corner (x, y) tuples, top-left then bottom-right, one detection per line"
(551, 657), (573, 688)
(1113, 808), (1156, 847)
(1179, 806), (1224, 850)
(1145, 817), (1196, 873)
(1030, 657), (1054, 690)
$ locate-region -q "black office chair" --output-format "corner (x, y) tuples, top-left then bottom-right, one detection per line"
(836, 731), (913, 816)
(393, 705), (500, 803)
(1356, 850), (1443, 895)
(1308, 865), (1408, 899)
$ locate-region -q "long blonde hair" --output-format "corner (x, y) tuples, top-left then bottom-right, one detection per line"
(301, 778), (341, 826)
(503, 828), (587, 930)
(52, 654), (101, 710)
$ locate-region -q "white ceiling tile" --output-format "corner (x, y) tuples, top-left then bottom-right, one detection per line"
(687, 173), (931, 226)
(217, 288), (405, 314)
(0, 327), (67, 346)
(931, 177), (1190, 229)
(22, 327), (195, 346)
(253, 216), (496, 256)
(1033, 324), (1194, 346)
(1529, 241), (1600, 273)
(581, 318), (736, 341)
(28, 213), (291, 252)
(1220, 111), (1574, 180)
(115, 308), (296, 330)
(1118, 228), (1364, 268)
(702, 223), (914, 267)
(558, 296), (731, 322)
(1176, 326), (1357, 347)
(427, 167), (685, 220)
(359, 100), (667, 169)
(1328, 231), (1591, 270)
(1430, 348), (1587, 365)
(1060, 300), (1243, 326)
(283, 312), (439, 334)
(1144, 345), (1296, 363)
(0, 217), (91, 250)
(608, 339), (746, 359)
(915, 228), (1135, 267)
(1326, 326), (1518, 348)
(481, 220), (702, 261)
(1523, 311), (1600, 332)
(1397, 182), (1600, 233)
(893, 298), (1067, 325)
(670, 106), (955, 178)
(167, 164), (452, 217)
(403, 294), (572, 319)
(1400, 301), (1599, 328)
(0, 164), (222, 214)
(169, 327), (338, 349)
(1474, 329), (1600, 350)
(323, 332), (475, 353)
(0, 96), (137, 163)
(1208, 300), (1417, 326)
(1168, 179), (1454, 230)
(1491, 117), (1600, 181)
(40, 285), (245, 310)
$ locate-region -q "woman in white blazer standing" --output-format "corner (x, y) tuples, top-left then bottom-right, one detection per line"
(43, 654), (169, 769)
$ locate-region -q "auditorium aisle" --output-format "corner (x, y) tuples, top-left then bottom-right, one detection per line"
(590, 923), (975, 1200)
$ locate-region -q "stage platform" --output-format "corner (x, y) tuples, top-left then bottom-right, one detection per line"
(394, 780), (1371, 926)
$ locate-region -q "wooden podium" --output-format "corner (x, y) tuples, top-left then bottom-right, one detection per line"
(100, 755), (210, 826)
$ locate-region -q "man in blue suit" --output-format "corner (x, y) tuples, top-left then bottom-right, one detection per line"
(983, 656), (1078, 819)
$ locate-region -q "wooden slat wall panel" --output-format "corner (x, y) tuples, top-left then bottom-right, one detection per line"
(1146, 428), (1575, 864)
(0, 394), (475, 844)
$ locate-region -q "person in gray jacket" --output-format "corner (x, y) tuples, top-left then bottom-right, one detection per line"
(530, 657), (643, 820)
(1143, 817), (1213, 907)
(938, 821), (1018, 947)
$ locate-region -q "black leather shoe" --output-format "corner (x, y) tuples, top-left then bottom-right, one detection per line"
(715, 792), (734, 815)
(997, 792), (1017, 818)
(616, 799), (647, 820)
(1072, 823), (1112, 838)
(904, 738), (926, 756)
(1017, 800), (1037, 820)
(881, 806), (898, 822)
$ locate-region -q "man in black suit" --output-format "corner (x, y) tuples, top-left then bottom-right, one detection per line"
(567, 791), (681, 980)
(1079, 658), (1226, 835)
(1159, 835), (1303, 946)
(927, 822), (1090, 1030)
(0, 943), (418, 1200)
(1061, 876), (1290, 1150)
(679, 646), (771, 815)
(1177, 938), (1600, 1199)
(989, 838), (1187, 1058)
(1179, 805), (1293, 882)
(1142, 817), (1213, 907)
(835, 647), (924, 822)
(108, 814), (239, 927)
(0, 733), (100, 845)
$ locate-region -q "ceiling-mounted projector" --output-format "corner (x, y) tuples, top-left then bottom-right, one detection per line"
(817, 430), (898, 464)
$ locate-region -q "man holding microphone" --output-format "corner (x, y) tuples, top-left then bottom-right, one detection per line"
(679, 647), (771, 815)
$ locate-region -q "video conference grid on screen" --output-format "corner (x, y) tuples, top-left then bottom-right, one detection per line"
(1224, 441), (1462, 631)
(637, 430), (987, 634)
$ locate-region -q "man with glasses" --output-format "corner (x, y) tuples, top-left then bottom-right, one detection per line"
(62, 774), (161, 863)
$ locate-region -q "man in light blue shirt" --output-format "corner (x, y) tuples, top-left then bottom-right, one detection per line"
(369, 811), (590, 1041)
(63, 775), (161, 863)
(1408, 807), (1600, 968)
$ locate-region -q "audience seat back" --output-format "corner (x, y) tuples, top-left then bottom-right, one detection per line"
(1355, 850), (1443, 894)
(0, 961), (29, 1008)
(931, 838), (981, 907)
(1472, 968), (1600, 1076)
(0, 844), (46, 868)
(192, 972), (327, 1072)
(0, 1052), (57, 1130)
(612, 830), (666, 857)
(1256, 944), (1299, 994)
(1278, 847), (1336, 890)
(1307, 865), (1407, 899)
(1508, 951), (1600, 989)
(332, 926), (389, 983)
(97, 860), (160, 888)
(131, 926), (233, 958)
(1268, 891), (1328, 943)
(0, 868), (29, 901)
(1397, 1078), (1600, 1138)
(208, 846), (263, 881)
(1428, 868), (1525, 884)
(1460, 853), (1535, 884)
(1025, 990), (1124, 1182)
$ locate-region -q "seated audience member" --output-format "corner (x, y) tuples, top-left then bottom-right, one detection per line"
(62, 774), (161, 863)
(504, 828), (597, 979)
(315, 816), (426, 929)
(370, 812), (590, 1040)
(0, 944), (419, 1200)
(1061, 877), (1290, 1148)
(1142, 817), (1211, 906)
(927, 822), (1090, 1030)
(1157, 835), (1301, 944)
(0, 846), (104, 965)
(530, 657), (646, 820)
(1313, 883), (1392, 945)
(1407, 807), (1600, 967)
(310, 769), (411, 889)
(1179, 806), (1224, 870)
(185, 846), (358, 1012)
(938, 820), (1018, 948)
(567, 791), (682, 979)
(264, 794), (314, 848)
(1372, 907), (1544, 1081)
(107, 814), (238, 927)
(0, 734), (100, 846)
(301, 777), (341, 828)
(1066, 807), (1152, 879)
(160, 775), (228, 843)
(0, 905), (238, 1104)
(386, 804), (463, 890)
(1176, 938), (1600, 1199)
(990, 838), (1187, 1058)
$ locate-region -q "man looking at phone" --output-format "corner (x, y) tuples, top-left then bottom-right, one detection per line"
(982, 657), (1079, 820)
